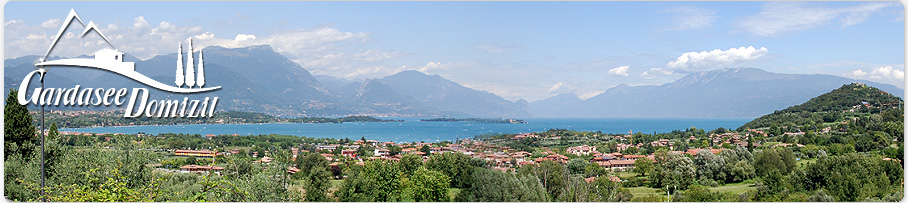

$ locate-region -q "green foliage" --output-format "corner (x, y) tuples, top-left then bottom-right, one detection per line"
(304, 166), (331, 201)
(408, 167), (451, 202)
(807, 190), (836, 202)
(425, 152), (474, 188)
(676, 185), (725, 202)
(419, 145), (431, 155)
(336, 160), (403, 201)
(649, 150), (696, 191)
(5, 89), (37, 160)
(633, 157), (655, 177)
(566, 158), (588, 175)
(517, 160), (567, 200)
(455, 168), (547, 202)
(740, 83), (903, 130)
(399, 153), (423, 175)
(694, 150), (725, 181)
(799, 153), (903, 201)
(753, 148), (796, 177)
(295, 153), (329, 177)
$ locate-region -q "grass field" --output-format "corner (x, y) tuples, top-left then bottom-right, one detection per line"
(628, 182), (756, 199)
(708, 182), (756, 194)
(628, 186), (663, 197)
(616, 171), (639, 179)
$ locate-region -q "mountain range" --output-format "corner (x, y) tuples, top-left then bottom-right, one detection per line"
(4, 45), (902, 118)
(530, 68), (903, 118)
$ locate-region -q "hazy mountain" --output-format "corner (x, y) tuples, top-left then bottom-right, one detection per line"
(532, 68), (903, 118)
(529, 93), (583, 117)
(4, 46), (528, 117)
(5, 45), (345, 116)
(313, 75), (353, 94)
(342, 79), (444, 116)
(379, 70), (531, 118)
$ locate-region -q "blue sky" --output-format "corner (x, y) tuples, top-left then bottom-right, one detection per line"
(5, 1), (905, 101)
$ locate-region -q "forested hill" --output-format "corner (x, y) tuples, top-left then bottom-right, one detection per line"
(738, 83), (903, 131)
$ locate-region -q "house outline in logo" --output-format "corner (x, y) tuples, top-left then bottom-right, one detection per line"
(35, 9), (221, 94)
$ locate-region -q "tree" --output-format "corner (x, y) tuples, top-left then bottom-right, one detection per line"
(753, 148), (796, 177)
(801, 153), (902, 201)
(456, 168), (547, 202)
(304, 166), (331, 201)
(399, 153), (423, 175)
(185, 156), (197, 165)
(295, 153), (329, 177)
(48, 122), (60, 142)
(676, 185), (724, 202)
(566, 158), (588, 175)
(807, 190), (835, 202)
(518, 160), (567, 200)
(5, 89), (36, 160)
(694, 150), (725, 181)
(632, 158), (654, 177)
(419, 145), (431, 156)
(650, 150), (695, 191)
(591, 176), (633, 201)
(622, 147), (639, 154)
(425, 152), (473, 188)
(408, 167), (450, 202)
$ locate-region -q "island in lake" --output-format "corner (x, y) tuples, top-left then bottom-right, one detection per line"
(420, 117), (527, 124)
(35, 110), (402, 128)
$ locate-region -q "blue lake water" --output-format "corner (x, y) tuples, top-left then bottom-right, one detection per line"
(63, 117), (752, 143)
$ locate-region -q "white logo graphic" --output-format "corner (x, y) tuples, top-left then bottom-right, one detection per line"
(18, 9), (220, 118)
(34, 9), (220, 93)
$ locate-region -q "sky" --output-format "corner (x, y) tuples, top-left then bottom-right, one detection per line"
(4, 1), (906, 102)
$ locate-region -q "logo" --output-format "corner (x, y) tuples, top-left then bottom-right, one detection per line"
(17, 9), (221, 118)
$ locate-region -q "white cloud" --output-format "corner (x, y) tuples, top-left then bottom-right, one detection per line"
(234, 34), (255, 42)
(194, 32), (214, 40)
(417, 61), (446, 72)
(664, 7), (716, 31)
(5, 19), (23, 26)
(666, 46), (768, 72)
(40, 18), (61, 29)
(607, 66), (630, 77)
(548, 82), (564, 93)
(737, 2), (897, 36)
(640, 68), (675, 79)
(845, 66), (905, 87)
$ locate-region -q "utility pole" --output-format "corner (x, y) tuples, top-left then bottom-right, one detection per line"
(39, 68), (46, 202)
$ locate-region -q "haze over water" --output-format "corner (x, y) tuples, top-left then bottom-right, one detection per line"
(64, 117), (751, 143)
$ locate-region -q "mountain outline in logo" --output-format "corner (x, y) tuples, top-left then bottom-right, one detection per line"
(35, 9), (221, 94)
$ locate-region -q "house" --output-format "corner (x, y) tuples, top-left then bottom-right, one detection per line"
(174, 150), (220, 157)
(622, 155), (645, 161)
(253, 156), (273, 163)
(545, 154), (569, 164)
(566, 145), (597, 156)
(607, 160), (635, 171)
(179, 165), (225, 174)
(341, 149), (357, 157)
(92, 48), (134, 71)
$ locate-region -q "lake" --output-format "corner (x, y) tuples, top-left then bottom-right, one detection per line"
(63, 117), (752, 143)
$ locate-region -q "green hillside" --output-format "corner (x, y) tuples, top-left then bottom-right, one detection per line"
(738, 83), (902, 131)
